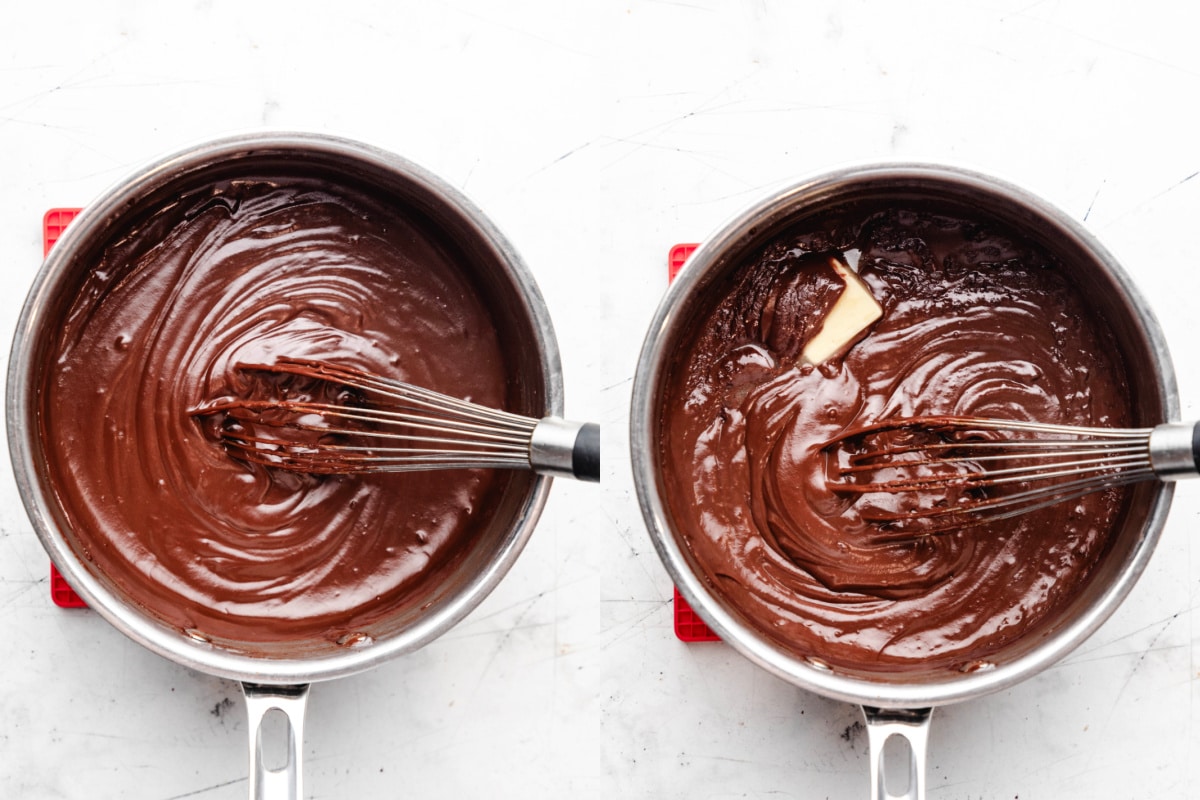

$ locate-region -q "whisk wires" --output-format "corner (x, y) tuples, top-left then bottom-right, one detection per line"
(195, 358), (537, 474)
(825, 416), (1155, 533)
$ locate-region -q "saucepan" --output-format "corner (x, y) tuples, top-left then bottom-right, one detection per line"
(7, 132), (563, 799)
(629, 163), (1176, 798)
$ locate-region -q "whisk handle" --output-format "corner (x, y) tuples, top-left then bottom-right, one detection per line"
(573, 422), (601, 482)
(1149, 421), (1200, 479)
(531, 418), (601, 482)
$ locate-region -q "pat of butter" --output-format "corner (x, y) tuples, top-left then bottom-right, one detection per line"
(800, 257), (883, 365)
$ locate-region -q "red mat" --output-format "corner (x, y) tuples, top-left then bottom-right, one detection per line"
(665, 243), (719, 642)
(44, 208), (88, 608)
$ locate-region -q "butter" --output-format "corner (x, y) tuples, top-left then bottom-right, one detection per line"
(800, 256), (883, 365)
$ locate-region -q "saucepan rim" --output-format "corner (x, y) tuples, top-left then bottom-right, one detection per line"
(6, 130), (563, 684)
(629, 161), (1177, 708)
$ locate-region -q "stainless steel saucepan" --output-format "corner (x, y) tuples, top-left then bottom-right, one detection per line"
(7, 132), (564, 799)
(629, 163), (1177, 799)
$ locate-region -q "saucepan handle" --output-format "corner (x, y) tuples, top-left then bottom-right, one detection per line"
(861, 706), (934, 800)
(241, 682), (311, 800)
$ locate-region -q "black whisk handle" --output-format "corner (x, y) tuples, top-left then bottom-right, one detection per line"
(1193, 421), (1200, 473)
(573, 423), (601, 482)
(531, 418), (601, 482)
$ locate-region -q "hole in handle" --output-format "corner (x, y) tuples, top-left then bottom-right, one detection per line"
(256, 707), (294, 773)
(881, 732), (916, 798)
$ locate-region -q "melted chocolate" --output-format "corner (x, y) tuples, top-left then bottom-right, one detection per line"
(661, 205), (1131, 673)
(40, 176), (513, 646)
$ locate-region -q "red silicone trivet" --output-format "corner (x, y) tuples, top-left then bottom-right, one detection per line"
(44, 208), (88, 609)
(50, 563), (86, 608)
(667, 242), (697, 283)
(668, 242), (719, 642)
(44, 208), (81, 256)
(673, 586), (720, 642)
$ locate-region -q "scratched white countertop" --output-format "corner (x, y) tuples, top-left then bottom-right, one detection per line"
(2, 2), (1198, 798)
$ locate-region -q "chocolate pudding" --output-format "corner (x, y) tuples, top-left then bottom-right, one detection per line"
(39, 174), (518, 646)
(660, 203), (1133, 673)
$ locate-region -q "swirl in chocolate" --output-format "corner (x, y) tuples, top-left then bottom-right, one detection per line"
(660, 205), (1131, 673)
(41, 176), (513, 646)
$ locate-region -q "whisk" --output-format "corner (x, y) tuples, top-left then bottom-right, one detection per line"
(823, 416), (1199, 534)
(191, 358), (600, 482)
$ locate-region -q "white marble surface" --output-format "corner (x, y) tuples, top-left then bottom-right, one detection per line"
(2, 2), (1199, 798)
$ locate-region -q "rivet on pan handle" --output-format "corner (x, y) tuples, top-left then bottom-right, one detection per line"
(862, 706), (933, 800)
(242, 683), (311, 800)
